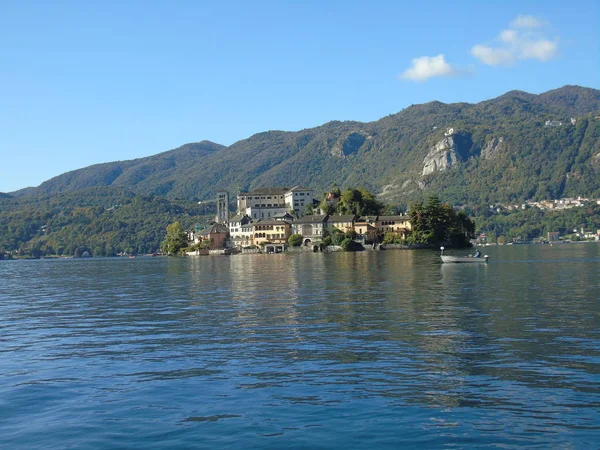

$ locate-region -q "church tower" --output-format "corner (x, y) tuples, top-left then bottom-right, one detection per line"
(215, 191), (229, 225)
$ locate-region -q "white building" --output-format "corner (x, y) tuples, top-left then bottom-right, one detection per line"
(284, 185), (314, 217)
(246, 205), (289, 220)
(237, 186), (314, 218)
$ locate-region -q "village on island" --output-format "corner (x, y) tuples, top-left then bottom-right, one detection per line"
(183, 186), (412, 256)
(174, 184), (600, 257)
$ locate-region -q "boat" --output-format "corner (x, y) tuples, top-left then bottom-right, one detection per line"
(440, 246), (489, 263)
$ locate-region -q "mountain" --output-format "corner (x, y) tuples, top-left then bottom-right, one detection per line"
(0, 186), (209, 256)
(9, 85), (600, 206)
(11, 141), (225, 198)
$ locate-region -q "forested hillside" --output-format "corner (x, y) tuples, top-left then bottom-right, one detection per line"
(2, 85), (600, 258)
(9, 86), (600, 207)
(0, 187), (211, 257)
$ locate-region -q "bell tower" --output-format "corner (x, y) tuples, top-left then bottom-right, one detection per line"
(216, 191), (229, 225)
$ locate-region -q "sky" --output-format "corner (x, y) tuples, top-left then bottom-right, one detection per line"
(1, 0), (599, 193)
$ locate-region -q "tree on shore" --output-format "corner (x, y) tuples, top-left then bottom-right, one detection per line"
(288, 233), (303, 247)
(160, 222), (188, 255)
(408, 196), (475, 247)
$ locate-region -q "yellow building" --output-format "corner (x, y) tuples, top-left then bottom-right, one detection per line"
(327, 215), (357, 233)
(252, 220), (292, 246)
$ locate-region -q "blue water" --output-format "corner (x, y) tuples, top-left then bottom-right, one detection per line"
(1, 244), (599, 449)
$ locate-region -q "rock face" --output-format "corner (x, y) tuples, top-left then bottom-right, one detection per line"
(422, 137), (460, 176)
(481, 137), (504, 160)
(331, 132), (367, 158)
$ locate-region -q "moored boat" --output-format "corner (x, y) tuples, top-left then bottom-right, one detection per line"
(440, 246), (489, 263)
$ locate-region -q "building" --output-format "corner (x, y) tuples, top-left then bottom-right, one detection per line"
(237, 187), (288, 213)
(292, 215), (329, 245)
(228, 214), (252, 248)
(252, 219), (292, 252)
(375, 215), (412, 239)
(245, 205), (290, 220)
(271, 211), (295, 221)
(215, 191), (229, 224)
(237, 186), (314, 218)
(327, 215), (357, 234)
(444, 127), (455, 136)
(189, 223), (230, 250)
(547, 231), (560, 242)
(354, 216), (379, 241)
(284, 185), (314, 216)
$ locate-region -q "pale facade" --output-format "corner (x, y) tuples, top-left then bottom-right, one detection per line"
(238, 186), (314, 217)
(292, 215), (329, 244)
(246, 205), (289, 220)
(237, 188), (287, 213)
(284, 185), (314, 216)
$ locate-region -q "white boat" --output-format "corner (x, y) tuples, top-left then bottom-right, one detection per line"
(440, 246), (489, 263)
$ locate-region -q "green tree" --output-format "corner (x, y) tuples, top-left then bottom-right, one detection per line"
(337, 188), (384, 216)
(408, 196), (475, 247)
(288, 233), (303, 247)
(160, 222), (188, 256)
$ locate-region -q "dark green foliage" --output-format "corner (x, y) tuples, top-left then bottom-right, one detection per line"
(288, 233), (303, 247)
(0, 187), (209, 258)
(337, 188), (384, 216)
(408, 196), (475, 247)
(160, 222), (188, 256)
(340, 236), (362, 252)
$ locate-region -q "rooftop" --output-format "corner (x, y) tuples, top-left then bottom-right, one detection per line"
(294, 214), (329, 224)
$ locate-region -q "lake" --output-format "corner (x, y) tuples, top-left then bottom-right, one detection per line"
(1, 244), (599, 449)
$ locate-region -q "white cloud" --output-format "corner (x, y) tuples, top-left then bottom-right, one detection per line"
(400, 54), (456, 82)
(471, 45), (515, 66)
(471, 15), (558, 66)
(511, 14), (544, 29)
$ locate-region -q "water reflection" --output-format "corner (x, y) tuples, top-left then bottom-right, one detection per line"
(1, 246), (599, 449)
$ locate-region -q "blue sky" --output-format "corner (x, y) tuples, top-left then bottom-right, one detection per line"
(1, 0), (598, 192)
